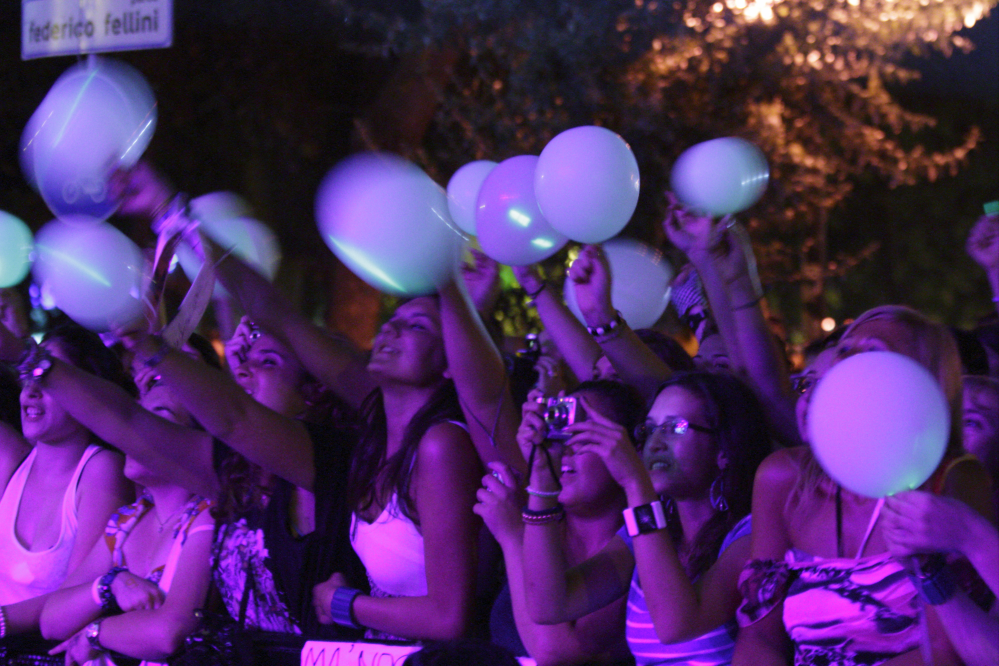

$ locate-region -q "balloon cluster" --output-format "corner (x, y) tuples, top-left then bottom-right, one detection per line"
(448, 126), (640, 266)
(21, 56), (157, 226)
(808, 351), (949, 498)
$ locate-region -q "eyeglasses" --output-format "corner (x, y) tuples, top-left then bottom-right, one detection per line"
(634, 417), (716, 446)
(790, 373), (817, 395)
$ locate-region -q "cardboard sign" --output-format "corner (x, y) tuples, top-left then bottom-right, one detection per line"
(22, 0), (173, 60)
(300, 641), (537, 666)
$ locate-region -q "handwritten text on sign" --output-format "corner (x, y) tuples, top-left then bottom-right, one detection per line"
(22, 0), (173, 60)
(301, 641), (538, 666)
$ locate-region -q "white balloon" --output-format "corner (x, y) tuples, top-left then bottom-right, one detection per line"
(316, 152), (464, 296)
(670, 138), (769, 217)
(564, 238), (673, 330)
(808, 351), (949, 498)
(33, 220), (145, 331)
(27, 57), (157, 225)
(535, 126), (640, 244)
(447, 160), (497, 236)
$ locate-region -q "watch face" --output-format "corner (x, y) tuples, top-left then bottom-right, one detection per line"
(635, 505), (657, 532)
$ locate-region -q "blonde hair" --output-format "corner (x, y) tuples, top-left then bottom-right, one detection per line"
(790, 305), (964, 509)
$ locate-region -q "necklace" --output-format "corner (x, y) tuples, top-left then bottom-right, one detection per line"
(153, 497), (192, 533)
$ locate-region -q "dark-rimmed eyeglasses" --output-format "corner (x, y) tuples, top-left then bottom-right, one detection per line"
(634, 417), (716, 446)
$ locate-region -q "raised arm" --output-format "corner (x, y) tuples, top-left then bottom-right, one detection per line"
(966, 211), (999, 319)
(39, 359), (217, 498)
(568, 245), (674, 402)
(517, 399), (633, 625)
(564, 397), (748, 642)
(512, 264), (603, 383)
(475, 461), (629, 665)
(665, 202), (799, 447)
(437, 264), (525, 476)
(127, 334), (316, 491)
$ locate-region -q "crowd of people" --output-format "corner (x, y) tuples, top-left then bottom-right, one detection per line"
(0, 162), (996, 666)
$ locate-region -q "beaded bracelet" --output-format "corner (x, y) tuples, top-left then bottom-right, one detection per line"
(97, 566), (128, 612)
(586, 311), (623, 337)
(522, 505), (565, 525)
(0, 604), (7, 639)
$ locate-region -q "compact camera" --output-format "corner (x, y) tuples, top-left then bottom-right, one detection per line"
(543, 396), (580, 441)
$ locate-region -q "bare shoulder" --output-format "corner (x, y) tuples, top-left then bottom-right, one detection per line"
(417, 421), (476, 462)
(756, 446), (806, 490)
(79, 446), (126, 482)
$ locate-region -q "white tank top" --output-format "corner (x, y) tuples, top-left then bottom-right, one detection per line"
(351, 494), (427, 597)
(0, 443), (103, 605)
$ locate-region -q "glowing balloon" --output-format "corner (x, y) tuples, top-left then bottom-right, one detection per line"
(33, 221), (145, 331)
(316, 152), (465, 296)
(564, 238), (673, 330)
(670, 138), (769, 217)
(808, 351), (949, 498)
(26, 57), (157, 225)
(535, 126), (640, 244)
(447, 160), (497, 236)
(475, 155), (568, 266)
(0, 212), (34, 288)
(176, 192), (280, 295)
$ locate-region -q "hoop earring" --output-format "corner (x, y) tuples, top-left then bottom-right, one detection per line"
(710, 476), (729, 512)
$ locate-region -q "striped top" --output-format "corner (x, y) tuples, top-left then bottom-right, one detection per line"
(619, 514), (752, 666)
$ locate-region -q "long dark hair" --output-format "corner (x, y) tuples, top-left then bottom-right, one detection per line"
(348, 380), (464, 527)
(654, 371), (773, 579)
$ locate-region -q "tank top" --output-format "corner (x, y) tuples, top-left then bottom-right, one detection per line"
(0, 443), (104, 605)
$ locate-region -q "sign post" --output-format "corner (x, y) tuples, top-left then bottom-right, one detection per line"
(22, 0), (173, 60)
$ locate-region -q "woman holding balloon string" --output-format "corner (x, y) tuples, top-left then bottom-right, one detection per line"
(0, 323), (135, 639)
(732, 305), (996, 666)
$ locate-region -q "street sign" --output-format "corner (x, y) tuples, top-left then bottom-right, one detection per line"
(22, 0), (173, 60)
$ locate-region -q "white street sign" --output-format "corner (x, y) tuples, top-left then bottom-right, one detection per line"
(22, 0), (173, 60)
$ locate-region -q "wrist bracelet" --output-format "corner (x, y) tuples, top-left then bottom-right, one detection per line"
(0, 604), (7, 639)
(586, 311), (623, 337)
(522, 505), (565, 525)
(329, 586), (363, 629)
(85, 619), (105, 651)
(97, 566), (127, 612)
(732, 295), (763, 311)
(526, 486), (562, 498)
(525, 282), (547, 299)
(623, 500), (668, 537)
(913, 555), (957, 605)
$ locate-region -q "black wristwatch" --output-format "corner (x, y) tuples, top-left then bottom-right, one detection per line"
(85, 619), (104, 651)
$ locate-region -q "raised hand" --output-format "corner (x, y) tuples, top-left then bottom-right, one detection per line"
(461, 248), (502, 314)
(473, 462), (525, 548)
(663, 191), (719, 259)
(223, 316), (257, 369)
(110, 161), (176, 220)
(568, 245), (615, 325)
(562, 395), (649, 494)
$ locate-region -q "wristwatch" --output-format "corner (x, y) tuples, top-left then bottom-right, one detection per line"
(85, 619), (104, 651)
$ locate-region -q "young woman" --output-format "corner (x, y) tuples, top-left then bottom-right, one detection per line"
(477, 380), (645, 665)
(0, 323), (135, 639)
(521, 371), (773, 665)
(40, 374), (215, 666)
(733, 305), (996, 666)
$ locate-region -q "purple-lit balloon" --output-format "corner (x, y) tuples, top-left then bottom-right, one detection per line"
(535, 126), (640, 244)
(0, 212), (34, 288)
(316, 152), (464, 296)
(475, 155), (568, 266)
(564, 238), (673, 329)
(33, 220), (145, 331)
(25, 57), (157, 225)
(176, 192), (280, 295)
(808, 351), (949, 498)
(670, 138), (768, 217)
(447, 160), (497, 236)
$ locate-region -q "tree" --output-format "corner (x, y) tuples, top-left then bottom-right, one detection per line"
(337, 0), (996, 342)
